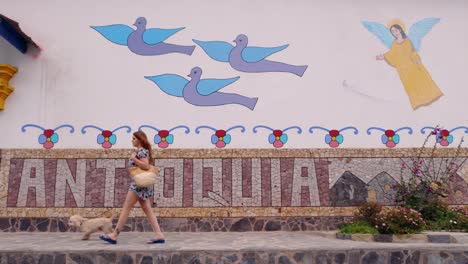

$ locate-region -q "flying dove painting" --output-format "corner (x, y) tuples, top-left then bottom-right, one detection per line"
(362, 18), (443, 110)
(91, 17), (195, 56)
(145, 67), (258, 110)
(193, 34), (308, 77)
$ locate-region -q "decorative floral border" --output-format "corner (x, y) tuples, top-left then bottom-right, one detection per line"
(81, 125), (131, 148)
(20, 124), (468, 149)
(21, 124), (75, 149)
(139, 125), (190, 148)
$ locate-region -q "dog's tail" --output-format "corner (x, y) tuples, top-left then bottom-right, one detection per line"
(100, 209), (116, 221)
(110, 210), (116, 221)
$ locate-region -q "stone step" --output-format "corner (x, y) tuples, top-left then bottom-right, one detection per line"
(336, 232), (467, 244)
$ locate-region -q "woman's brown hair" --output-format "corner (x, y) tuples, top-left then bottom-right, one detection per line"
(133, 131), (153, 163)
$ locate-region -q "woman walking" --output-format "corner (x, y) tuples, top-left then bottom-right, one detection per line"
(99, 131), (165, 244)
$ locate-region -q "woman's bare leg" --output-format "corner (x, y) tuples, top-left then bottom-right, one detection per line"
(107, 191), (139, 240)
(139, 198), (165, 240)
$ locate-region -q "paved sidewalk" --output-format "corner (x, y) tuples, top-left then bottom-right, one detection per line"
(0, 231), (467, 252)
(0, 232), (467, 263)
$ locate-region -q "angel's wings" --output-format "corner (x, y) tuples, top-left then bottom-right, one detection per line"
(362, 18), (440, 51)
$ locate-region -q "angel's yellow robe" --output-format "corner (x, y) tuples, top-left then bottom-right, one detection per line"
(384, 39), (443, 109)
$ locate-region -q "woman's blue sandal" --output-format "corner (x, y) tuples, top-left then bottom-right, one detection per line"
(147, 238), (165, 244)
(99, 234), (117, 244)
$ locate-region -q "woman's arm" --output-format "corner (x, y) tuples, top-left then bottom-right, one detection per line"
(130, 152), (151, 170)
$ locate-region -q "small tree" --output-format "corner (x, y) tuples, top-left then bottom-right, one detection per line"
(396, 127), (465, 208)
(395, 126), (467, 230)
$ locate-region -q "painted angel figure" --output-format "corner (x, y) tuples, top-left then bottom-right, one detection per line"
(362, 18), (443, 110)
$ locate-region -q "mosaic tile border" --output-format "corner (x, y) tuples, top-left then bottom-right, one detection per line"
(0, 206), (465, 219)
(0, 207), (357, 218)
(1, 148), (467, 217)
(2, 148), (467, 159)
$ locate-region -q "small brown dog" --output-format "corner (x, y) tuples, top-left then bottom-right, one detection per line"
(68, 214), (114, 240)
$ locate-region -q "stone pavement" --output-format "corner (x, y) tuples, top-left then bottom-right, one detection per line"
(0, 231), (467, 263)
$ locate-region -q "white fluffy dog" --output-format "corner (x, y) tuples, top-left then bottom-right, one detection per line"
(68, 214), (114, 240)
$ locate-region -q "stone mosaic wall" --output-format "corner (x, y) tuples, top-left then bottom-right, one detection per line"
(1, 249), (467, 264)
(0, 216), (352, 232)
(0, 149), (467, 221)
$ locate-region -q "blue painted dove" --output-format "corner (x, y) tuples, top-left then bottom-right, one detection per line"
(91, 17), (195, 56)
(194, 34), (308, 76)
(145, 67), (258, 110)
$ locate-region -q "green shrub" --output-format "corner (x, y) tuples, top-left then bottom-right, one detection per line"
(420, 200), (450, 222)
(423, 204), (468, 232)
(375, 207), (426, 234)
(338, 221), (379, 234)
(354, 202), (382, 226)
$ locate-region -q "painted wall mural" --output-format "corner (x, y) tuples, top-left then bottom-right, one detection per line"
(145, 67), (258, 110)
(362, 18), (443, 110)
(4, 0), (468, 151)
(91, 17), (195, 56)
(194, 35), (308, 77)
(87, 16), (450, 113)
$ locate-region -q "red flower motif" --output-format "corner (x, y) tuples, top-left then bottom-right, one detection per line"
(44, 129), (54, 138)
(385, 130), (395, 137)
(329, 130), (339, 137)
(216, 130), (226, 138)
